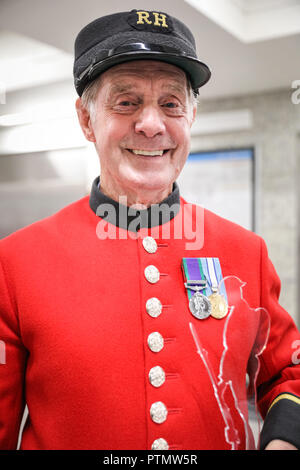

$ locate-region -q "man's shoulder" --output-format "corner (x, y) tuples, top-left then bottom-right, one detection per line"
(0, 195), (90, 251)
(181, 197), (261, 247)
(205, 207), (258, 241)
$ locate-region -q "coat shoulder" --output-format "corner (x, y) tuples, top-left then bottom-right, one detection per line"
(181, 197), (262, 253)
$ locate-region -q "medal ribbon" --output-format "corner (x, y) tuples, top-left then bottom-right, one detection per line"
(182, 257), (227, 301)
(182, 258), (206, 300)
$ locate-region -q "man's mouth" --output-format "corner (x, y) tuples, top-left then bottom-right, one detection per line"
(126, 149), (169, 157)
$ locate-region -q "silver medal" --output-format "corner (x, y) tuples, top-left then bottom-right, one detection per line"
(189, 291), (211, 320)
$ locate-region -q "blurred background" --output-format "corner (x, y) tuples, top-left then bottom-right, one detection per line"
(0, 0), (299, 325)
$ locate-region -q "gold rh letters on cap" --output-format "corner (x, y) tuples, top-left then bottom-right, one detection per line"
(152, 12), (168, 28)
(136, 11), (169, 28)
(136, 11), (153, 25)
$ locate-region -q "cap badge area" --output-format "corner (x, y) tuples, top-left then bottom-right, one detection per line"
(127, 10), (173, 33)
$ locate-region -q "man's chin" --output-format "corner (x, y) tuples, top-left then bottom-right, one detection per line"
(129, 177), (173, 193)
(116, 175), (173, 202)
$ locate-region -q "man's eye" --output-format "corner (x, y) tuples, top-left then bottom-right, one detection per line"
(162, 102), (177, 108)
(118, 101), (136, 107)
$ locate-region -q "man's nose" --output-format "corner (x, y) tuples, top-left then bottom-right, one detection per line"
(134, 105), (166, 138)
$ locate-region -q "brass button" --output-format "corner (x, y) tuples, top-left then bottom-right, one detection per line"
(147, 332), (164, 353)
(144, 265), (160, 284)
(150, 401), (168, 424)
(142, 236), (158, 254)
(146, 297), (162, 318)
(149, 366), (166, 388)
(151, 438), (169, 450)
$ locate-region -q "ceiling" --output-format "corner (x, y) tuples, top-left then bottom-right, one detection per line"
(186, 0), (300, 42)
(0, 0), (299, 100)
(231, 0), (299, 14)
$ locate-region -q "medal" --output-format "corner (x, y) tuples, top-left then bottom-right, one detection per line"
(182, 257), (228, 321)
(182, 258), (211, 320)
(206, 258), (228, 319)
(185, 282), (212, 319)
(209, 291), (228, 319)
(189, 289), (212, 320)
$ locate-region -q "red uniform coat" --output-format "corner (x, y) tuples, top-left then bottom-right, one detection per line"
(0, 186), (300, 450)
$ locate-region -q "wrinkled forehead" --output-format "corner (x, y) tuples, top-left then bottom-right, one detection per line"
(100, 60), (189, 91)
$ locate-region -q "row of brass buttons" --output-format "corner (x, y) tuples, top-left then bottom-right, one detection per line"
(143, 236), (169, 451)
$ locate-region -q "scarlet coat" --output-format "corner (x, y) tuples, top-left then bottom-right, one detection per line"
(0, 179), (300, 450)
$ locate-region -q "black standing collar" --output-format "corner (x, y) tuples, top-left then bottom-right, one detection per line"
(89, 176), (180, 232)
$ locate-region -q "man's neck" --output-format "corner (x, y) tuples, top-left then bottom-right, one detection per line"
(99, 178), (173, 209)
(90, 176), (181, 231)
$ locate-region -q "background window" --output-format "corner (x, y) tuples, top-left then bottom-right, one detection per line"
(177, 148), (255, 232)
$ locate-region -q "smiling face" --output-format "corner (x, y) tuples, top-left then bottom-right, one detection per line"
(76, 60), (196, 206)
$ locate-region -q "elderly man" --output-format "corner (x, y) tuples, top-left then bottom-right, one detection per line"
(0, 10), (300, 451)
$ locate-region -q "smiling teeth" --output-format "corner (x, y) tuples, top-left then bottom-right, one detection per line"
(131, 149), (164, 156)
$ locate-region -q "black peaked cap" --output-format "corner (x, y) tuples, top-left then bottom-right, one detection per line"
(73, 9), (211, 96)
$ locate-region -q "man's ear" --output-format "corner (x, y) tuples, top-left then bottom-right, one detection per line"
(191, 103), (197, 126)
(75, 98), (96, 142)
